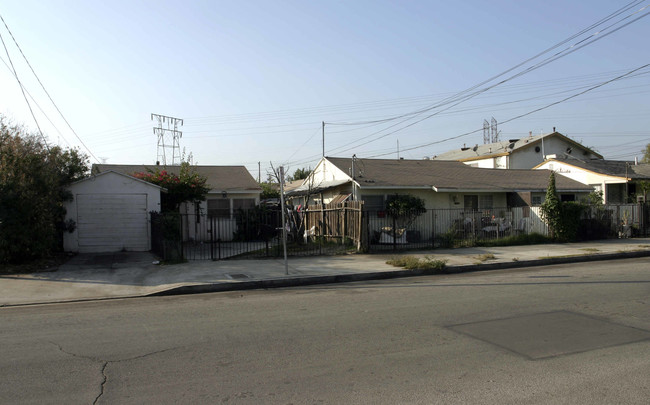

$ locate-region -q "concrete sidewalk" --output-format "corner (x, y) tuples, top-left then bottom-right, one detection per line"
(1, 238), (650, 306)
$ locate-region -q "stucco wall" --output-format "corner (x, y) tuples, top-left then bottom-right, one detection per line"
(63, 172), (162, 252)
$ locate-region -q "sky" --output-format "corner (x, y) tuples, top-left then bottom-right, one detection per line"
(1, 0), (649, 179)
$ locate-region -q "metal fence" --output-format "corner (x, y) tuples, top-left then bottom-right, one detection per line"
(151, 207), (355, 261)
(151, 203), (650, 260)
(364, 206), (549, 252)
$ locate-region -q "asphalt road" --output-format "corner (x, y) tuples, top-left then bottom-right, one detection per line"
(1, 258), (649, 404)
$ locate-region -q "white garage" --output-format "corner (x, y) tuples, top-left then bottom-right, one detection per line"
(63, 171), (163, 253)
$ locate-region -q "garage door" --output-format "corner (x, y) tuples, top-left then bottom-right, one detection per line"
(76, 194), (149, 252)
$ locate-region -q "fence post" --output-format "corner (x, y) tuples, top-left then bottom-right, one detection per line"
(342, 204), (347, 245)
(210, 216), (215, 261)
(431, 210), (436, 249)
(392, 215), (397, 251)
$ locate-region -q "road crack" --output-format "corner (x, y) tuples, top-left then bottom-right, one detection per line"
(50, 341), (184, 404)
(93, 362), (108, 405)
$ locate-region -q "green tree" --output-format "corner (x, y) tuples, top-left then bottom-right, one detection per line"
(540, 172), (561, 239)
(287, 167), (311, 182)
(132, 162), (209, 212)
(642, 143), (650, 163)
(0, 117), (89, 264)
(386, 194), (426, 230)
(259, 182), (280, 200)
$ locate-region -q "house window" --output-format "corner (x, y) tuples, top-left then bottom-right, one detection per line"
(464, 195), (478, 211)
(207, 199), (230, 218)
(233, 198), (255, 212)
(362, 195), (384, 212)
(479, 195), (493, 209)
(532, 196), (542, 206)
(560, 194), (575, 202)
(465, 195), (494, 210)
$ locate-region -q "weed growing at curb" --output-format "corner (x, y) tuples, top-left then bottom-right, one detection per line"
(512, 257), (519, 262)
(580, 248), (599, 252)
(476, 253), (496, 262)
(386, 256), (448, 272)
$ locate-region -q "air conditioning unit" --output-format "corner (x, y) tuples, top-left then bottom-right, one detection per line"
(637, 195), (646, 203)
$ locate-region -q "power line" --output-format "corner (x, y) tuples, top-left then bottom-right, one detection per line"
(324, 1), (649, 127)
(0, 27), (48, 150)
(314, 2), (650, 158)
(0, 13), (99, 163)
(364, 64), (650, 159)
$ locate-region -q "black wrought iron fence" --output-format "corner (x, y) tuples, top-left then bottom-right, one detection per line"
(151, 207), (354, 261)
(364, 206), (549, 252)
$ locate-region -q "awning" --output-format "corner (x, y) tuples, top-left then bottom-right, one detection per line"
(286, 179), (351, 196)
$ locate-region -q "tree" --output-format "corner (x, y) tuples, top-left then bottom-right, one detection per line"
(642, 143), (650, 163)
(386, 194), (426, 230)
(259, 182), (280, 200)
(0, 116), (89, 263)
(540, 172), (561, 239)
(132, 161), (209, 212)
(287, 167), (311, 182)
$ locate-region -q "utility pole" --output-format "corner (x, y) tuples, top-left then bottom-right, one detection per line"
(152, 113), (183, 166)
(279, 166), (289, 274)
(258, 162), (261, 183)
(322, 121), (325, 157)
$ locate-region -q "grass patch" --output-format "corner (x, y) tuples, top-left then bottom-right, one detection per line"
(537, 253), (586, 259)
(386, 255), (448, 271)
(473, 233), (552, 247)
(475, 253), (496, 262)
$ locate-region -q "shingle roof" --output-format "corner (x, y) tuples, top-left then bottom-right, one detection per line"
(326, 157), (592, 192)
(433, 132), (602, 161)
(543, 156), (650, 180)
(92, 164), (261, 192)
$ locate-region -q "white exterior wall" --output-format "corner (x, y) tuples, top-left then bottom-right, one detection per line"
(181, 191), (261, 242)
(63, 172), (161, 252)
(465, 158), (497, 168)
(510, 137), (599, 169)
(311, 159), (351, 184)
(535, 160), (624, 203)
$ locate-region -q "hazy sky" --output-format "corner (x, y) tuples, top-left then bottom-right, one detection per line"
(1, 0), (649, 178)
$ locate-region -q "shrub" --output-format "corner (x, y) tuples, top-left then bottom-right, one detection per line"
(0, 117), (89, 264)
(386, 255), (447, 271)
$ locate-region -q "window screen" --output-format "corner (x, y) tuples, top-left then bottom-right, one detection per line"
(233, 198), (255, 211)
(464, 195), (478, 211)
(362, 195), (384, 211)
(479, 195), (493, 209)
(207, 199), (230, 218)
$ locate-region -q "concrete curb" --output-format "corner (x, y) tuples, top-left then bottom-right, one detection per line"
(148, 250), (650, 297)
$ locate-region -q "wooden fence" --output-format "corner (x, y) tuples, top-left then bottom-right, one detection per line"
(305, 201), (364, 247)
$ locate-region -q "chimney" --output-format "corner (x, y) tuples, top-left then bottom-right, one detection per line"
(553, 126), (556, 132)
(529, 131), (532, 137)
(635, 156), (638, 165)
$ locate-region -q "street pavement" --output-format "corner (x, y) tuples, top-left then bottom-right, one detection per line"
(1, 238), (649, 306)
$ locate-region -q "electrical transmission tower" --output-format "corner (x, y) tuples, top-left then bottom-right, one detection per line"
(483, 119), (490, 144)
(152, 113), (183, 166)
(490, 117), (500, 143)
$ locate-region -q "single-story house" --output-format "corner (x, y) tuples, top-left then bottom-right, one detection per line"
(433, 131), (602, 169)
(288, 156), (593, 240)
(534, 155), (650, 203)
(288, 156), (593, 209)
(74, 164), (262, 247)
(92, 164), (262, 218)
(63, 171), (163, 253)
